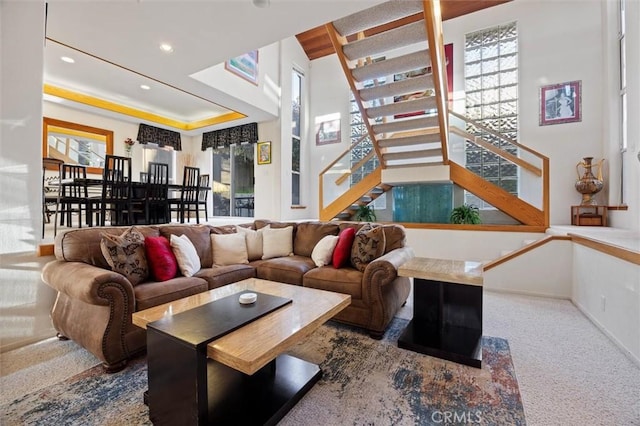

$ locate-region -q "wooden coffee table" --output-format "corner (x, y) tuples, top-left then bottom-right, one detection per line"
(132, 278), (350, 425)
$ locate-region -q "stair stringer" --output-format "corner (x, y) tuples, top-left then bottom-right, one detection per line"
(449, 161), (545, 226)
(320, 167), (386, 221)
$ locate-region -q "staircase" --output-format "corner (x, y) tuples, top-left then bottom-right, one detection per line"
(319, 0), (549, 227)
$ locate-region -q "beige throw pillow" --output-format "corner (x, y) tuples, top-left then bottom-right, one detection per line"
(311, 235), (339, 267)
(262, 226), (294, 260)
(170, 234), (201, 277)
(211, 233), (249, 266)
(100, 226), (148, 285)
(236, 226), (263, 261)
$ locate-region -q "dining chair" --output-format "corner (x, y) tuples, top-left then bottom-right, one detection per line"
(59, 164), (94, 228)
(144, 162), (169, 224)
(98, 155), (133, 226)
(42, 157), (64, 238)
(197, 174), (210, 220)
(139, 171), (149, 183)
(169, 166), (200, 224)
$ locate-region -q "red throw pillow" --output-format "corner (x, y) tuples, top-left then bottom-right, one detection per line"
(332, 227), (356, 269)
(145, 236), (178, 282)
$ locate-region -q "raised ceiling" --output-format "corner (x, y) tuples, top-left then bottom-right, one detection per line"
(296, 0), (512, 60)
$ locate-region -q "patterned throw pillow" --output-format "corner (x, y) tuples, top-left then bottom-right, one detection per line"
(100, 227), (149, 285)
(350, 223), (386, 272)
(145, 236), (178, 282)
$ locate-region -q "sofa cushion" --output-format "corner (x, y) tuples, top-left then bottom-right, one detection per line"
(262, 226), (294, 260)
(332, 227), (356, 269)
(145, 236), (178, 282)
(236, 226), (263, 260)
(100, 226), (149, 285)
(303, 266), (364, 302)
(311, 235), (339, 267)
(170, 234), (201, 277)
(55, 226), (160, 269)
(134, 277), (208, 311)
(382, 224), (406, 253)
(195, 265), (256, 290)
(159, 225), (213, 268)
(209, 224), (237, 235)
(293, 222), (339, 257)
(255, 219), (298, 241)
(350, 223), (386, 272)
(256, 255), (315, 285)
(211, 233), (249, 266)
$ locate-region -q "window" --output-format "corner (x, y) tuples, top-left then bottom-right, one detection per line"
(292, 69), (303, 205)
(464, 22), (519, 208)
(142, 144), (176, 182)
(212, 145), (254, 217)
(619, 0), (627, 152)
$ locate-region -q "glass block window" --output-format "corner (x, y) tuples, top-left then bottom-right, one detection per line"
(464, 22), (518, 208)
(349, 70), (383, 185)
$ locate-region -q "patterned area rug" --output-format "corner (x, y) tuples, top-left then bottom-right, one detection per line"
(2, 319), (525, 425)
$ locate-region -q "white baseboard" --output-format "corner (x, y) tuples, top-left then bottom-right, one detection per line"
(0, 328), (57, 354)
(572, 299), (640, 368)
(484, 286), (571, 300)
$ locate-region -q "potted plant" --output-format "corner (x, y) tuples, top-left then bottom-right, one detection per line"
(354, 204), (376, 222)
(450, 204), (481, 224)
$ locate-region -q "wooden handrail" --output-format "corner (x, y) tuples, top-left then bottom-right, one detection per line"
(320, 166), (382, 221)
(449, 110), (548, 161)
(450, 126), (542, 176)
(423, 0), (449, 164)
(482, 235), (571, 271)
(335, 151), (375, 186)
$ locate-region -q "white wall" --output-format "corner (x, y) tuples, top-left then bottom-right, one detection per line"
(572, 245), (640, 363)
(0, 0), (57, 352)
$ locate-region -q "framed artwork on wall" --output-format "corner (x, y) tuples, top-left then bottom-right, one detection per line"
(315, 113), (341, 145)
(225, 50), (259, 85)
(539, 80), (582, 126)
(257, 141), (271, 165)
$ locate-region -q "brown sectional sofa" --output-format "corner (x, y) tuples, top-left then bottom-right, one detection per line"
(42, 220), (414, 372)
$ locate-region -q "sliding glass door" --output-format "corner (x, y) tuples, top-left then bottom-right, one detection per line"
(212, 145), (254, 217)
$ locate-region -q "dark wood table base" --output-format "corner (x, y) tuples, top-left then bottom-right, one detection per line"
(398, 277), (483, 368)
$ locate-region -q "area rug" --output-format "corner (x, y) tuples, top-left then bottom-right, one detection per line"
(1, 319), (525, 425)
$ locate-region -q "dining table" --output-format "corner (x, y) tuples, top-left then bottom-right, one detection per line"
(48, 177), (211, 227)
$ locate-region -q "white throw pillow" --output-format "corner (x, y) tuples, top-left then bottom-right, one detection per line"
(211, 233), (249, 266)
(236, 226), (263, 261)
(261, 226), (294, 260)
(311, 235), (339, 267)
(170, 234), (201, 277)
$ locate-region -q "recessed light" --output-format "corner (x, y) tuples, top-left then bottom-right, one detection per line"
(159, 43), (173, 53)
(61, 56), (75, 63)
(140, 84), (151, 90)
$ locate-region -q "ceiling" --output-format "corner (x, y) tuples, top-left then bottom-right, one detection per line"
(43, 0), (508, 135)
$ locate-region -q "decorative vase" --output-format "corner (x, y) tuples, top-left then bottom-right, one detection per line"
(575, 157), (604, 205)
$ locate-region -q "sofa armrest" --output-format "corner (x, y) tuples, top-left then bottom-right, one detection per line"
(42, 260), (135, 307)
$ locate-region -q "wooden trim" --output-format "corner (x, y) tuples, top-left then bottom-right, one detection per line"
(37, 244), (55, 257)
(570, 234), (640, 265)
(290, 205), (307, 209)
(423, 0), (449, 164)
(449, 110), (549, 161)
(450, 126), (542, 176)
(543, 158), (550, 227)
(324, 23), (385, 167)
(399, 222), (548, 233)
(606, 205), (629, 211)
(483, 235), (571, 271)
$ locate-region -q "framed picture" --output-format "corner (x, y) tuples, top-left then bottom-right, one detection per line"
(315, 116), (341, 145)
(539, 80), (582, 126)
(257, 141), (271, 165)
(225, 50), (259, 85)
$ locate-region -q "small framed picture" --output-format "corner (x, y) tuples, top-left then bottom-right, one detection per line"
(257, 141), (271, 165)
(539, 80), (582, 126)
(225, 50), (259, 85)
(315, 114), (341, 145)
